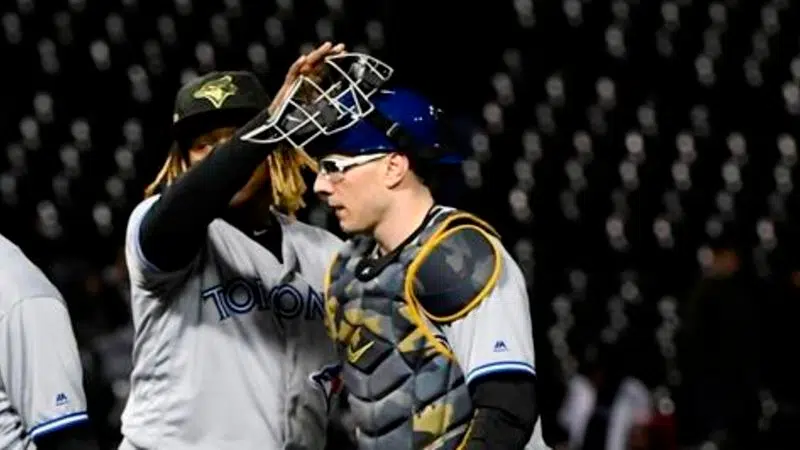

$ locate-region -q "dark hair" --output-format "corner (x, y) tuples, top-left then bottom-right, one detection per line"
(406, 152), (436, 186)
(406, 151), (468, 208)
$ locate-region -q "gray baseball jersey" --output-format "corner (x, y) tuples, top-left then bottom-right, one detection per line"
(120, 196), (343, 450)
(0, 234), (89, 450)
(440, 229), (537, 384)
(433, 212), (539, 445)
(439, 213), (540, 445)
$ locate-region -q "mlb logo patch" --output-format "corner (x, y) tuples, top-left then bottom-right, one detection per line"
(55, 393), (69, 406)
(493, 340), (508, 352)
(309, 363), (344, 413)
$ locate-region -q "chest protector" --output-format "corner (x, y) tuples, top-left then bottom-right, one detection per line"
(324, 207), (501, 450)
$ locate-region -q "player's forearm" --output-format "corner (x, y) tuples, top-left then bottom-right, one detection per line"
(465, 373), (539, 450)
(139, 109), (278, 271)
(33, 422), (100, 450)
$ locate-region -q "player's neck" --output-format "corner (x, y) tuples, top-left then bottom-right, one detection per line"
(373, 190), (434, 254)
(229, 192), (275, 231)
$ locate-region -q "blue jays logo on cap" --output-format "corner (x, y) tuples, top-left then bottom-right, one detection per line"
(309, 363), (344, 412)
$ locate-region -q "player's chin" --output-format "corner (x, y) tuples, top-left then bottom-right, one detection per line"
(338, 217), (366, 235)
(337, 219), (356, 234)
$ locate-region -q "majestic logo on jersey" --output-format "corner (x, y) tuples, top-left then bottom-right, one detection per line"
(201, 277), (324, 321)
(55, 392), (69, 406)
(309, 363), (344, 413)
(193, 75), (238, 108)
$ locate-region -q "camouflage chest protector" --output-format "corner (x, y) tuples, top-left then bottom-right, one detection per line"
(324, 207), (503, 450)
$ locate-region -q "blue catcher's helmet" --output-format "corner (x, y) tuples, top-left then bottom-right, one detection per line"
(308, 88), (463, 164)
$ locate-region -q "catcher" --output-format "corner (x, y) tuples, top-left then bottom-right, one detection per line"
(306, 57), (540, 449)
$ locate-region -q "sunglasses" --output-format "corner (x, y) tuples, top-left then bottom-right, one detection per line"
(318, 153), (389, 177)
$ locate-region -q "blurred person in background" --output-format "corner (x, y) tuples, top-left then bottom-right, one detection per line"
(756, 229), (800, 448)
(0, 233), (100, 449)
(676, 231), (759, 449)
(119, 42), (358, 450)
(86, 246), (133, 447)
(556, 337), (651, 450)
(532, 344), (570, 450)
(45, 253), (126, 447)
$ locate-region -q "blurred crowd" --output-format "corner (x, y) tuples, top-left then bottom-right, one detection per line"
(2, 0), (800, 448)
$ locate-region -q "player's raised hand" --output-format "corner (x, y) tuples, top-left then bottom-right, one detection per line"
(269, 41), (346, 114)
(298, 41), (346, 77)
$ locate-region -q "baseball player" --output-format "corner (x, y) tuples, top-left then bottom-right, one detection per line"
(0, 233), (99, 450)
(119, 42), (372, 450)
(304, 63), (540, 449)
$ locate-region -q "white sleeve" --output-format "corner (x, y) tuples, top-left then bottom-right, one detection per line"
(125, 195), (197, 292)
(443, 245), (536, 385)
(0, 297), (88, 439)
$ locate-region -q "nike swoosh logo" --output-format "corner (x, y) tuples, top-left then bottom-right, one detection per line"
(347, 341), (374, 363)
(253, 229), (267, 236)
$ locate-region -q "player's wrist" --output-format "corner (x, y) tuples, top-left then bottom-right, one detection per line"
(465, 407), (532, 450)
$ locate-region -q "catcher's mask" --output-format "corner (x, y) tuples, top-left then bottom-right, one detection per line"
(240, 53), (394, 148)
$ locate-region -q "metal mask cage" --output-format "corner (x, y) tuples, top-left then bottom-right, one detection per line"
(240, 53), (394, 149)
(323, 52), (394, 99)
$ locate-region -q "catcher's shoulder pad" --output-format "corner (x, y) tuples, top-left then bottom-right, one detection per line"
(407, 212), (503, 323)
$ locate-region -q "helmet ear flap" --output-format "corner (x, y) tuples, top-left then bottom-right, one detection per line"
(427, 107), (467, 163)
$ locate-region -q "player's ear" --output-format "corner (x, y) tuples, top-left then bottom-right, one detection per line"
(383, 153), (410, 189)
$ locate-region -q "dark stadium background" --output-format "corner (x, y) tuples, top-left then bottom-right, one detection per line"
(1, 0), (797, 448)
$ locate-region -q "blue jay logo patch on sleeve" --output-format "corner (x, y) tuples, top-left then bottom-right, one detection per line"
(309, 363), (344, 413)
